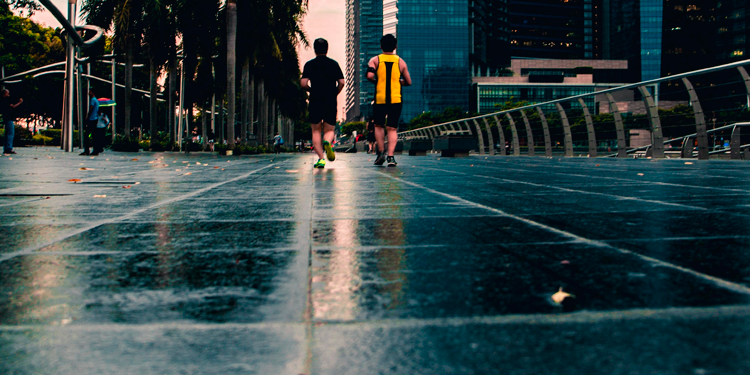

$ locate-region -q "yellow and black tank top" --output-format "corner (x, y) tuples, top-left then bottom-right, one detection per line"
(375, 54), (402, 104)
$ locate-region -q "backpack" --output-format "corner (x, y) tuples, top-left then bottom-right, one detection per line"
(279, 137), (284, 145)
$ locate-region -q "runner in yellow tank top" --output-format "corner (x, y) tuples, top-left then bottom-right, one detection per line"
(367, 34), (412, 167)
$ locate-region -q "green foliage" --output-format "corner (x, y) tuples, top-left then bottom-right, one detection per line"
(149, 131), (176, 151)
(408, 106), (476, 130)
(214, 143), (229, 154)
(111, 135), (141, 152)
(29, 133), (53, 145)
(341, 121), (366, 136)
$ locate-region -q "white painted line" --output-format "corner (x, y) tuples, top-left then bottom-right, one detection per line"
(0, 164), (277, 263)
(426, 166), (708, 211)
(1, 305), (749, 331)
(374, 170), (750, 297)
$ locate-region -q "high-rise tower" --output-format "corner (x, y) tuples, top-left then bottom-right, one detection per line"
(345, 0), (383, 122)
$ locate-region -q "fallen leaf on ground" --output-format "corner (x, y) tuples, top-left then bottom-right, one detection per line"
(131, 158), (138, 161)
(595, 164), (601, 167)
(90, 157), (95, 159)
(122, 185), (132, 189)
(637, 173), (644, 176)
(176, 169), (182, 171)
(286, 170), (299, 173)
(183, 172), (192, 175)
(221, 168), (225, 171)
(105, 159), (110, 161)
(551, 287), (575, 304)
(561, 260), (570, 265)
(80, 167), (95, 171)
(68, 179), (82, 182)
(214, 166), (220, 169)
(93, 195), (107, 198)
(685, 162), (694, 165)
(45, 197), (51, 199)
(274, 166), (280, 169)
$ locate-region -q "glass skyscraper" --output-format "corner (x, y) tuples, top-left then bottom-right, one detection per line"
(391, 0), (471, 124)
(509, 0), (603, 60)
(605, 0), (662, 82)
(345, 0), (383, 122)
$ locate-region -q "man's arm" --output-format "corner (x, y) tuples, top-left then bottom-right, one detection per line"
(399, 60), (412, 87)
(87, 104), (94, 119)
(300, 78), (311, 91)
(10, 98), (23, 108)
(336, 79), (345, 94)
(366, 56), (378, 82)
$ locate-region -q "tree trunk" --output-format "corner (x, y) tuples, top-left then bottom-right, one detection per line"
(241, 57), (249, 143)
(149, 57), (158, 148)
(201, 102), (207, 151)
(168, 52), (176, 145)
(226, 0), (237, 149)
(124, 34), (134, 139)
(249, 75), (255, 137)
(270, 98), (276, 136)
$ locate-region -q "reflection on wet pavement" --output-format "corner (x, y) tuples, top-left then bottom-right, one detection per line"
(1, 148), (750, 374)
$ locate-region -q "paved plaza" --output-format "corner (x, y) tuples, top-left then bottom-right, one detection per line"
(1, 147), (750, 374)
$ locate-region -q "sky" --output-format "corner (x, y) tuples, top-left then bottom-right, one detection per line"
(28, 0), (348, 121)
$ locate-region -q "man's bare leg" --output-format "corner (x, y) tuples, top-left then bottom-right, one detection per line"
(311, 122), (325, 160)
(386, 126), (398, 156)
(374, 126), (386, 154)
(322, 122), (335, 146)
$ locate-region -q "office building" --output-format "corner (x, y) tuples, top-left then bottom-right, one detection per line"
(388, 0), (471, 124)
(345, 0), (383, 122)
(510, 0), (603, 60)
(605, 0), (663, 82)
(471, 59), (628, 114)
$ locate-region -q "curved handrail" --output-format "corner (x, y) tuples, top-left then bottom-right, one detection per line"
(399, 58), (750, 139)
(37, 0), (104, 48)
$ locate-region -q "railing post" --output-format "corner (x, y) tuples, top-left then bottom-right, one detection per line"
(493, 115), (507, 156)
(682, 77), (708, 160)
(605, 93), (627, 158)
(637, 86), (665, 158)
(554, 103), (574, 157)
(472, 119), (486, 155)
(536, 107), (552, 157)
(519, 110), (535, 156)
(482, 118), (495, 156)
(504, 113), (521, 156)
(730, 125), (741, 160)
(738, 66), (750, 109)
(578, 98), (597, 157)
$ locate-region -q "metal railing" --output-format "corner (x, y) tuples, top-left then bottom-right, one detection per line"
(398, 59), (750, 160)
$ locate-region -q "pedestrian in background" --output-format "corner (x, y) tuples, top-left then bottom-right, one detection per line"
(366, 118), (376, 154)
(300, 38), (344, 169)
(93, 108), (110, 155)
(273, 132), (283, 154)
(1, 89), (23, 155)
(81, 89), (99, 155)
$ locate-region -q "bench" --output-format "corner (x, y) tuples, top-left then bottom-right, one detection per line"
(432, 135), (477, 157)
(403, 139), (432, 156)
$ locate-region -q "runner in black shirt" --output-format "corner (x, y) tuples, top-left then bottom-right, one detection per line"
(301, 38), (344, 169)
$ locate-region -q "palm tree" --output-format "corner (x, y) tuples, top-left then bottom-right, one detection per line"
(226, 0), (237, 149)
(81, 0), (145, 139)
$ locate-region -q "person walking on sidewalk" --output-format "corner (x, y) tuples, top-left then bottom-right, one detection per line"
(300, 38), (344, 169)
(273, 132), (283, 154)
(366, 34), (412, 167)
(81, 89), (100, 155)
(1, 89), (23, 155)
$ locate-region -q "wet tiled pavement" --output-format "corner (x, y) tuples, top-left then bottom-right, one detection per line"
(1, 148), (750, 374)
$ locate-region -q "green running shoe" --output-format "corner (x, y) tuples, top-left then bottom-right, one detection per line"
(323, 140), (335, 161)
(314, 158), (326, 168)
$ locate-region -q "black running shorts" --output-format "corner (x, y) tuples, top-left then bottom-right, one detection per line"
(373, 103), (402, 128)
(308, 102), (337, 125)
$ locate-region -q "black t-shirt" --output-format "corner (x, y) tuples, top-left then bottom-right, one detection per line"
(0, 96), (13, 120)
(301, 56), (344, 105)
